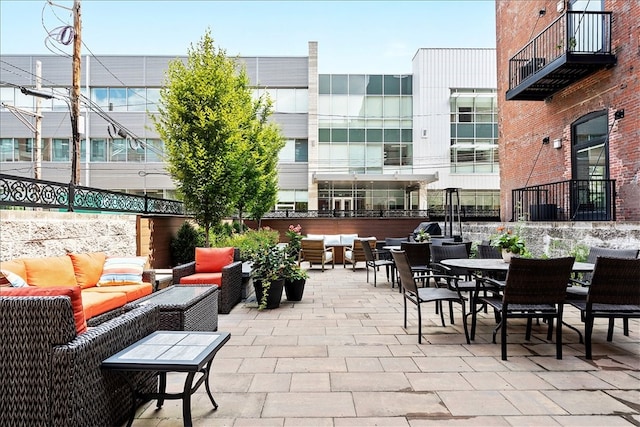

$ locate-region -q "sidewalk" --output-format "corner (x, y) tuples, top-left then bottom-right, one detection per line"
(131, 264), (640, 426)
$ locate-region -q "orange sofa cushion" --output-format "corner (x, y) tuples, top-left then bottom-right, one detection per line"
(22, 256), (77, 287)
(180, 272), (223, 286)
(68, 252), (107, 289)
(83, 283), (153, 302)
(81, 290), (128, 320)
(0, 259), (27, 282)
(1, 286), (87, 334)
(195, 247), (234, 274)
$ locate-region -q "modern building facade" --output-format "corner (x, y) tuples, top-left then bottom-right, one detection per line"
(1, 44), (499, 215)
(496, 0), (639, 221)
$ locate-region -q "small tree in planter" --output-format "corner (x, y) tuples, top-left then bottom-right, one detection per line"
(250, 244), (286, 309)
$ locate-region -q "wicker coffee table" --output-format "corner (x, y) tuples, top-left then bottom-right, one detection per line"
(125, 285), (219, 331)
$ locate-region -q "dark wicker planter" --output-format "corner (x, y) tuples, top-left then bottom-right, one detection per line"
(284, 278), (306, 301)
(254, 278), (284, 309)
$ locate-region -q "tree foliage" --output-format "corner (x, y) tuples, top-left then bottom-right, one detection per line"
(152, 30), (283, 242)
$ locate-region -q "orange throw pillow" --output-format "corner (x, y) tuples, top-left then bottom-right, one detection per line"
(0, 286), (87, 334)
(68, 252), (107, 289)
(195, 247), (234, 273)
(22, 256), (77, 287)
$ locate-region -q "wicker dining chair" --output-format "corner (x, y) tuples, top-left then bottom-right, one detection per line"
(391, 249), (470, 344)
(476, 257), (575, 360)
(567, 256), (640, 359)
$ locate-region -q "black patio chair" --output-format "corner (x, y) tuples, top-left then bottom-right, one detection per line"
(567, 256), (640, 359)
(391, 249), (470, 344)
(361, 239), (395, 287)
(431, 244), (478, 324)
(476, 257), (575, 360)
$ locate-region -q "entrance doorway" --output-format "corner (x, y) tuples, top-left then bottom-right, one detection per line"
(333, 197), (353, 216)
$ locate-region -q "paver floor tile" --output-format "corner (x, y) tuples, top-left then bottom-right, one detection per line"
(331, 372), (411, 391)
(502, 415), (562, 426)
(380, 356), (421, 372)
(500, 390), (567, 415)
(329, 344), (392, 357)
(406, 372), (473, 391)
(249, 373), (292, 392)
(262, 392), (356, 417)
(290, 372), (331, 392)
(408, 415), (511, 426)
(352, 391), (446, 417)
(460, 372), (515, 390)
(345, 357), (384, 372)
(496, 371), (556, 390)
(542, 390), (637, 414)
(550, 415), (636, 425)
(335, 416), (410, 426)
(536, 371), (618, 389)
(438, 390), (521, 416)
(412, 356), (474, 372)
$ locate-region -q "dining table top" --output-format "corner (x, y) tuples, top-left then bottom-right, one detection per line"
(440, 258), (595, 272)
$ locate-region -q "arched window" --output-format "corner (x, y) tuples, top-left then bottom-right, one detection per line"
(571, 110), (612, 220)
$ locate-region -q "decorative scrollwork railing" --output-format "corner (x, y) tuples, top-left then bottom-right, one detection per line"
(0, 173), (185, 216)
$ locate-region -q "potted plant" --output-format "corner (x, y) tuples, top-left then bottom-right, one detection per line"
(414, 228), (431, 243)
(282, 253), (309, 301)
(490, 226), (529, 262)
(285, 224), (304, 258)
(250, 243), (286, 309)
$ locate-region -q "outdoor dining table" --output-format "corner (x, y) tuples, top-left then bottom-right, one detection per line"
(440, 258), (595, 341)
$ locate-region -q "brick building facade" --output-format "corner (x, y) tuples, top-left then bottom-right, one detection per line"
(496, 0), (639, 221)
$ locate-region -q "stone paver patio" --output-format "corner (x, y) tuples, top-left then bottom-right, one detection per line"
(128, 263), (640, 426)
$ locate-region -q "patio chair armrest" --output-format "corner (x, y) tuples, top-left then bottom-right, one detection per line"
(172, 261), (196, 284)
(219, 260), (243, 314)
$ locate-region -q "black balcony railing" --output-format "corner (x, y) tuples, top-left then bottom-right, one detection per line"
(263, 207), (500, 221)
(507, 11), (615, 101)
(0, 173), (185, 215)
(512, 179), (616, 222)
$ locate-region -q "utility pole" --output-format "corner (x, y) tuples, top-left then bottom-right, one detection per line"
(34, 60), (43, 180)
(70, 0), (81, 185)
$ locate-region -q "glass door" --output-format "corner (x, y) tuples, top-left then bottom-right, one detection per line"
(333, 197), (353, 217)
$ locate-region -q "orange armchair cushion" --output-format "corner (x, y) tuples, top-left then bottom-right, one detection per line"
(68, 252), (107, 289)
(195, 247), (234, 273)
(180, 272), (223, 286)
(1, 285), (87, 334)
(22, 256), (77, 287)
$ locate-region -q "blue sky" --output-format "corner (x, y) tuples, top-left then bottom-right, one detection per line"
(1, 0), (496, 74)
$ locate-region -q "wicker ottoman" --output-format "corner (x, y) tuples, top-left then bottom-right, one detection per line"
(124, 285), (219, 331)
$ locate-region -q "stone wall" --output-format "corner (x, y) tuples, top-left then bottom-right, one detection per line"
(463, 222), (640, 258)
(0, 210), (138, 261)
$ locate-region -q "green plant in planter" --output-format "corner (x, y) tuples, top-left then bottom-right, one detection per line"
(250, 244), (286, 309)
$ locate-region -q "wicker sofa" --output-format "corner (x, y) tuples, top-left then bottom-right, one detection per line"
(172, 247), (243, 314)
(0, 295), (160, 427)
(0, 252), (156, 326)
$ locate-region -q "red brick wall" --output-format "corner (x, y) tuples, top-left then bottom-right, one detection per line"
(496, 0), (640, 220)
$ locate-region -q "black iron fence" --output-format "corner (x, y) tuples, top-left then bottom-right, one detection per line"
(512, 179), (616, 222)
(264, 207), (500, 221)
(0, 173), (185, 216)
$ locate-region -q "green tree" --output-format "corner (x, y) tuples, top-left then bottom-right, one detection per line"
(152, 30), (268, 244)
(236, 98), (284, 227)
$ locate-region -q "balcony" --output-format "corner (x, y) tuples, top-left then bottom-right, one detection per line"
(512, 179), (616, 222)
(506, 11), (616, 101)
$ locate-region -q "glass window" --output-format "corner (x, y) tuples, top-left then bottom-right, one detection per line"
(366, 144), (383, 169)
(127, 88), (147, 112)
(275, 89), (296, 113)
(365, 96), (383, 118)
(384, 96), (400, 116)
(366, 75), (383, 94)
(384, 144), (401, 165)
(295, 139), (308, 162)
(17, 138), (32, 161)
(349, 129), (365, 142)
(109, 139), (126, 162)
(331, 75), (348, 94)
(127, 140), (145, 162)
(0, 87), (14, 104)
(401, 129), (412, 142)
(349, 143), (366, 170)
(91, 139), (107, 161)
(384, 129), (401, 142)
(0, 139), (16, 162)
(319, 75), (331, 94)
(332, 128), (348, 142)
(146, 88), (161, 112)
(330, 95), (349, 126)
(348, 75), (366, 94)
(145, 139), (164, 162)
(400, 97), (412, 117)
(91, 88), (109, 108)
(109, 88), (127, 112)
(384, 75), (401, 95)
(476, 123), (494, 138)
(367, 129), (383, 142)
(457, 124), (474, 138)
(295, 89), (308, 113)
(319, 128), (331, 142)
(401, 76), (412, 95)
(280, 139), (296, 162)
(52, 138), (70, 161)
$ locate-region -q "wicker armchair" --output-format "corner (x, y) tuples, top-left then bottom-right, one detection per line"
(567, 256), (640, 359)
(0, 297), (160, 427)
(172, 248), (243, 314)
